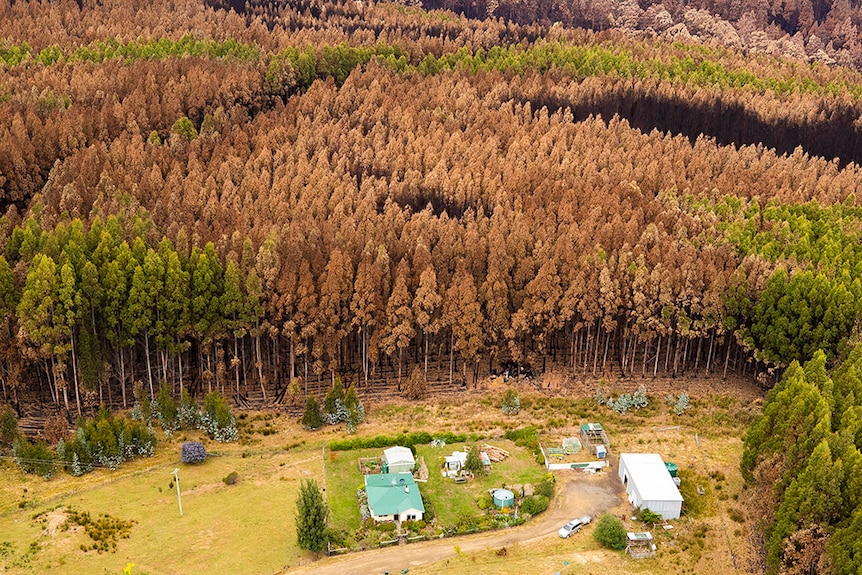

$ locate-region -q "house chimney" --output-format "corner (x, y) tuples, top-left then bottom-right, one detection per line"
(405, 486), (409, 493)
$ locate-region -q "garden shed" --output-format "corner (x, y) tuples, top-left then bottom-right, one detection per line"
(383, 446), (415, 474)
(364, 472), (425, 523)
(618, 453), (684, 520)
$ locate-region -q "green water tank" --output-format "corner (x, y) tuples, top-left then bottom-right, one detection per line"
(665, 462), (678, 477)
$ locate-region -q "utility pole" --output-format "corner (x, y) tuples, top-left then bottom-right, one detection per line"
(173, 468), (183, 516)
(321, 446), (327, 501)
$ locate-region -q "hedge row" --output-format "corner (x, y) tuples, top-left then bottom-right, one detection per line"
(330, 431), (467, 452)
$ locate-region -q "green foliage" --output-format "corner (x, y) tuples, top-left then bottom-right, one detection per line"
(177, 388), (197, 429)
(520, 495), (548, 515)
(0, 404), (19, 449)
(536, 475), (555, 499)
(593, 513), (627, 549)
(741, 347), (862, 573)
(329, 431), (466, 451)
(344, 385), (365, 433)
(323, 377), (344, 415)
(476, 492), (493, 510)
(463, 445), (485, 476)
(13, 437), (56, 478)
(503, 426), (543, 463)
(607, 385), (648, 414)
(223, 471), (239, 486)
(0, 35), (259, 68)
(155, 382), (178, 434)
(62, 406), (156, 473)
(301, 397), (324, 431)
(501, 389), (520, 415)
(171, 117), (197, 141)
(295, 479), (328, 553)
(66, 509), (135, 553)
(199, 392), (237, 442)
(639, 508), (663, 525)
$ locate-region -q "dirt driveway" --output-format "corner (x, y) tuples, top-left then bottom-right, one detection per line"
(284, 470), (623, 575)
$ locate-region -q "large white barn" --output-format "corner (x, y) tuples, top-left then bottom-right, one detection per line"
(618, 453), (684, 520)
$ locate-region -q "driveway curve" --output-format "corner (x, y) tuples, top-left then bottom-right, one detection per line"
(284, 470), (623, 575)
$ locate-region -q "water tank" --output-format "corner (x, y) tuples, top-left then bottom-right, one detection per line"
(665, 462), (678, 478)
(493, 489), (515, 509)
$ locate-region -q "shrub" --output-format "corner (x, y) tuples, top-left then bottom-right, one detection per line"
(156, 382), (178, 434)
(344, 385), (365, 433)
(464, 445), (486, 476)
(520, 495), (549, 515)
(607, 385), (649, 414)
(60, 406), (156, 474)
(199, 392), (238, 442)
(177, 388), (198, 429)
(0, 403), (20, 449)
(323, 377), (345, 425)
(223, 471), (239, 485)
(476, 492), (493, 510)
(301, 397), (324, 430)
(501, 389), (520, 415)
(375, 521), (397, 533)
(639, 508), (663, 525)
(536, 475), (555, 499)
(594, 513), (627, 549)
(181, 441), (208, 464)
(14, 437), (56, 478)
(667, 393), (691, 415)
(130, 380), (153, 423)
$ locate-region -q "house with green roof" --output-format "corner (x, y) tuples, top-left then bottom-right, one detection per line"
(364, 472), (425, 523)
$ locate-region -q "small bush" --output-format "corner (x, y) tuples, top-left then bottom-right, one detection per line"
(727, 507), (745, 523)
(536, 475), (555, 499)
(0, 404), (20, 449)
(639, 508), (663, 525)
(14, 437), (56, 478)
(181, 441), (208, 464)
(223, 471), (239, 485)
(672, 393), (691, 415)
(520, 495), (548, 515)
(501, 389), (520, 415)
(178, 388), (198, 429)
(156, 382), (178, 433)
(301, 397), (324, 431)
(594, 513), (627, 549)
(476, 492), (493, 510)
(199, 392), (238, 442)
(607, 385), (648, 414)
(375, 521), (397, 533)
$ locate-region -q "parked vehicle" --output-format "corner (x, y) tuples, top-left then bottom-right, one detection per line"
(558, 515), (592, 538)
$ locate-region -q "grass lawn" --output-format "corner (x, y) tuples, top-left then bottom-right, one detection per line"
(324, 447), (376, 531)
(416, 440), (547, 527)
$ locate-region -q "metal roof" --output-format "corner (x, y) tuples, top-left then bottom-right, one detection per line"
(619, 453), (684, 503)
(365, 473), (425, 516)
(383, 446), (415, 465)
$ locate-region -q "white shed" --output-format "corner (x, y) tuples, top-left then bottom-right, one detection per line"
(383, 446), (415, 474)
(618, 453), (684, 520)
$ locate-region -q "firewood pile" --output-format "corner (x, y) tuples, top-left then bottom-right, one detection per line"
(481, 444), (510, 462)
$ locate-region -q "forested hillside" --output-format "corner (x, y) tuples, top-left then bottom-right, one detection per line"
(4, 0), (862, 571)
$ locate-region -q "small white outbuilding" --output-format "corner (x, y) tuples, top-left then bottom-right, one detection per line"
(618, 453), (684, 520)
(383, 446), (416, 474)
